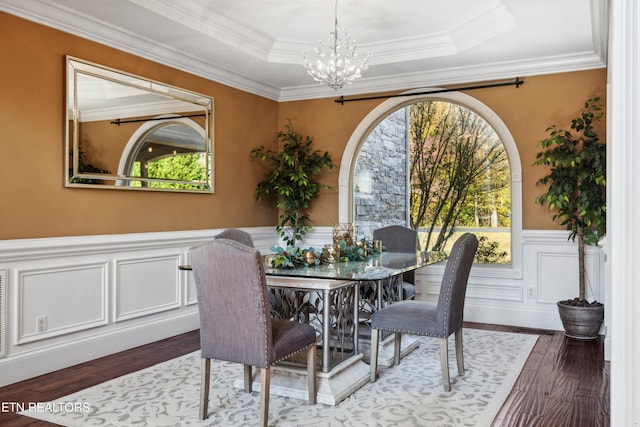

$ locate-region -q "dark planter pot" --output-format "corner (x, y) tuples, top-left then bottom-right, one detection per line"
(557, 301), (604, 340)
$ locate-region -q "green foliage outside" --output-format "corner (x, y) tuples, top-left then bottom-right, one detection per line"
(419, 231), (509, 264)
(474, 235), (509, 263)
(408, 101), (511, 262)
(251, 121), (334, 247)
(131, 153), (208, 190)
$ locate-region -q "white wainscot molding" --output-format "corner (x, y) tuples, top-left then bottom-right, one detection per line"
(297, 227), (605, 332)
(416, 229), (606, 333)
(114, 255), (181, 322)
(0, 227), (607, 387)
(0, 227), (278, 387)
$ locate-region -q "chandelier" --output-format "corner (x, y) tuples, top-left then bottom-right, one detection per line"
(303, 0), (371, 90)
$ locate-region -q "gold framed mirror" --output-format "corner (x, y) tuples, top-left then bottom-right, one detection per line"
(65, 56), (214, 192)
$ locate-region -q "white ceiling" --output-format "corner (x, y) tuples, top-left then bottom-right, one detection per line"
(0, 0), (608, 101)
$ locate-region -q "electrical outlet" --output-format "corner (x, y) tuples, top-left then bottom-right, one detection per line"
(36, 316), (47, 333)
(527, 288), (535, 298)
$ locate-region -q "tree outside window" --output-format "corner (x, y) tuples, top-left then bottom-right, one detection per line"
(354, 100), (511, 264)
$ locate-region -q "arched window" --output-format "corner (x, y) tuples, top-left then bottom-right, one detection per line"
(117, 115), (208, 190)
(340, 91), (522, 277)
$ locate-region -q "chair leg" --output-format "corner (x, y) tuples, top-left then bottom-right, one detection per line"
(455, 328), (464, 376)
(243, 364), (252, 393)
(199, 358), (210, 420)
(307, 345), (317, 404)
(369, 328), (380, 382)
(260, 367), (270, 427)
(393, 333), (402, 366)
(439, 338), (451, 392)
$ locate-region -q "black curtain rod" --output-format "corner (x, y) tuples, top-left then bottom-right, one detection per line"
(110, 113), (206, 126)
(334, 77), (524, 105)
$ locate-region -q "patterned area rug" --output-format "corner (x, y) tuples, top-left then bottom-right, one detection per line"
(21, 328), (537, 426)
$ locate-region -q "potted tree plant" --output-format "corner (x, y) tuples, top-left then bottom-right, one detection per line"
(251, 121), (334, 247)
(533, 96), (606, 339)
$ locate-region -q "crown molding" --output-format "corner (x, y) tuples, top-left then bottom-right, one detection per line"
(0, 0), (608, 102)
(278, 50), (607, 102)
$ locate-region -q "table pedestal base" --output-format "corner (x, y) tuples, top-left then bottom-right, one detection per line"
(359, 334), (420, 367)
(233, 355), (370, 406)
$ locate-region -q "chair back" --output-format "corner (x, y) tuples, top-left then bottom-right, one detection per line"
(373, 225), (418, 285)
(215, 228), (255, 247)
(436, 233), (478, 335)
(373, 225), (418, 252)
(190, 239), (272, 368)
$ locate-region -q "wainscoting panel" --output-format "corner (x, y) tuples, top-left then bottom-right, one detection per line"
(421, 277), (524, 302)
(114, 256), (181, 322)
(537, 252), (579, 303)
(0, 228), (276, 387)
(185, 269), (197, 306)
(0, 227), (606, 387)
(0, 269), (6, 358)
(465, 281), (524, 301)
(17, 263), (108, 345)
(415, 229), (605, 331)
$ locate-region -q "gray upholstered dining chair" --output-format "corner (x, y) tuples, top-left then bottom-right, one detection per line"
(373, 225), (419, 300)
(213, 228), (293, 316)
(190, 239), (318, 426)
(214, 228), (255, 247)
(369, 233), (478, 391)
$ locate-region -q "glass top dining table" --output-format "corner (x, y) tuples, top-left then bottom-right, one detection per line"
(261, 250), (447, 373)
(262, 250), (447, 281)
(179, 250), (448, 375)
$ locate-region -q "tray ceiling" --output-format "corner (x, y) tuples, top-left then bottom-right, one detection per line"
(0, 0), (608, 101)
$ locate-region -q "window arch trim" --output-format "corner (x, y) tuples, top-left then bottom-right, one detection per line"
(116, 114), (206, 187)
(338, 89), (523, 279)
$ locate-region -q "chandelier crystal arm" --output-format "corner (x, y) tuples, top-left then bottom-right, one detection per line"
(302, 0), (371, 90)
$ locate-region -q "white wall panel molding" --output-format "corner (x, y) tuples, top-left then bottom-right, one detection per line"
(522, 229), (591, 245)
(0, 227), (279, 387)
(0, 226), (606, 386)
(417, 229), (605, 332)
(536, 252), (579, 303)
(184, 267), (198, 306)
(536, 250), (603, 304)
(0, 309), (198, 388)
(293, 227), (333, 250)
(16, 263), (109, 345)
(114, 255), (181, 322)
(0, 229), (220, 262)
(464, 302), (561, 331)
(422, 278), (523, 302)
(465, 281), (523, 302)
(0, 269), (6, 358)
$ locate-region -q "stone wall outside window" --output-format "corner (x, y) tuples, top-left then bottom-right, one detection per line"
(353, 108), (408, 240)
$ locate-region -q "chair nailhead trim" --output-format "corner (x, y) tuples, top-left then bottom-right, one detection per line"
(372, 233), (473, 339)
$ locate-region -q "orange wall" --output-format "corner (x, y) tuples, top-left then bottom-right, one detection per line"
(0, 11), (607, 240)
(0, 12), (279, 240)
(279, 69), (607, 230)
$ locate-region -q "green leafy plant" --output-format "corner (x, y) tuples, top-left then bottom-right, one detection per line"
(70, 148), (111, 184)
(533, 96), (606, 302)
(269, 246), (317, 268)
(251, 121), (334, 247)
(474, 236), (508, 264)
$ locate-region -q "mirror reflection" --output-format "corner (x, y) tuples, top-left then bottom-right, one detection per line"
(66, 56), (214, 192)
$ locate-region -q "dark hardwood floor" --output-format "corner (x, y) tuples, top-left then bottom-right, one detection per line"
(0, 323), (609, 426)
